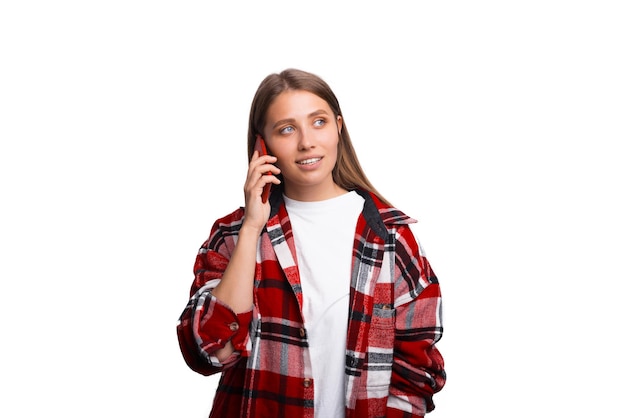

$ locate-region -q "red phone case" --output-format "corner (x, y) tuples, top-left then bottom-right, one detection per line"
(254, 136), (272, 203)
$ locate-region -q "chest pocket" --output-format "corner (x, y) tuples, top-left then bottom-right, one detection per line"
(369, 303), (395, 344)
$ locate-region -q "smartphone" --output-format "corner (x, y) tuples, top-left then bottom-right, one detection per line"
(253, 135), (272, 203)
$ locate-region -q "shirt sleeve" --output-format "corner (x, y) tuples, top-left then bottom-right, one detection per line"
(387, 225), (446, 416)
(176, 214), (253, 376)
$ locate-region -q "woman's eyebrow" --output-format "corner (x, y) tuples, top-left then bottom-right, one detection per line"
(308, 109), (329, 118)
(272, 118), (295, 129)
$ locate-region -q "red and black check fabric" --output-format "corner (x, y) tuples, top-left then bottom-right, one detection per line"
(177, 189), (445, 417)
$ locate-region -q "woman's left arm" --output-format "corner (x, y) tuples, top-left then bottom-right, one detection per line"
(387, 225), (446, 417)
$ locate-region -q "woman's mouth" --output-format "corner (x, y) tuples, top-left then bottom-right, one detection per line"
(296, 157), (322, 165)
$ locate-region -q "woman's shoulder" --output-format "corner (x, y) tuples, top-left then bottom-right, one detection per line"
(212, 206), (245, 228)
(357, 189), (417, 227)
(378, 205), (417, 226)
(200, 207), (246, 253)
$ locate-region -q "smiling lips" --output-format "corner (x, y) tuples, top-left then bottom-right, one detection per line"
(296, 157), (322, 165)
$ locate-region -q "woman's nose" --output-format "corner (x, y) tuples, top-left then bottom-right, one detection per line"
(298, 129), (314, 150)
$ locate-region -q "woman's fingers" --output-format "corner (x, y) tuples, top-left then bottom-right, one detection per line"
(242, 152), (281, 229)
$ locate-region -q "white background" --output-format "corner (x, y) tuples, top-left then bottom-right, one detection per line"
(1, 1), (624, 417)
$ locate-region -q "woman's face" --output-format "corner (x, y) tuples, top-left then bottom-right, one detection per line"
(262, 89), (344, 201)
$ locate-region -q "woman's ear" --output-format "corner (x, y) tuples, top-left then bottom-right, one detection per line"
(337, 115), (343, 134)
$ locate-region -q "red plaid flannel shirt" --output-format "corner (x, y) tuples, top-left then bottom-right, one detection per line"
(177, 190), (445, 417)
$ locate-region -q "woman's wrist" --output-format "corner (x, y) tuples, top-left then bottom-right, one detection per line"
(239, 221), (264, 238)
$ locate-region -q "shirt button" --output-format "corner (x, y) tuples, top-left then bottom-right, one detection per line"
(299, 328), (306, 338)
(303, 378), (312, 388)
(228, 322), (239, 331)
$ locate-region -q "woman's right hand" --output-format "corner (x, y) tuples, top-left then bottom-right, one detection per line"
(242, 150), (281, 232)
(211, 150), (280, 315)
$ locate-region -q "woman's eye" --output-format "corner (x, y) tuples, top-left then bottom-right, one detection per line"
(279, 126), (294, 134)
(313, 119), (326, 127)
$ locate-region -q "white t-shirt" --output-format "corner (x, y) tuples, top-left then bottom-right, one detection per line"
(283, 191), (365, 418)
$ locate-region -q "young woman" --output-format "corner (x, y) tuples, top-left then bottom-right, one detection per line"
(177, 69), (446, 418)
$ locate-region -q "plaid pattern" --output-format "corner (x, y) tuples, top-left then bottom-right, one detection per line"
(177, 189), (445, 417)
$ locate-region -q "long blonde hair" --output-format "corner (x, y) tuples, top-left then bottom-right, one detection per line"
(247, 68), (390, 206)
